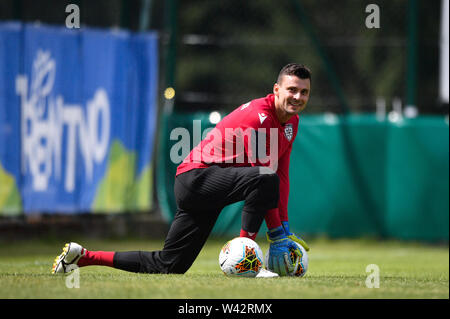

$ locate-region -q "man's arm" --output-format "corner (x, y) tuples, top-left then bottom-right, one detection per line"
(262, 143), (290, 229)
(273, 140), (310, 252)
(276, 143), (291, 222)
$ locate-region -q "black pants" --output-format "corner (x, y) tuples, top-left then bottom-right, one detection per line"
(113, 165), (280, 274)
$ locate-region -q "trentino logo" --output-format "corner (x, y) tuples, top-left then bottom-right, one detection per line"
(15, 50), (111, 192)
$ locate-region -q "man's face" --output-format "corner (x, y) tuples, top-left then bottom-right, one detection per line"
(273, 75), (311, 117)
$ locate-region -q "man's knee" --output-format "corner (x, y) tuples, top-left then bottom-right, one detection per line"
(162, 251), (196, 274)
(168, 262), (190, 274)
(250, 169), (279, 208)
(258, 168), (279, 191)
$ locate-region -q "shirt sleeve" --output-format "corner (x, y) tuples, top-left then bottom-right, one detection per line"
(263, 142), (292, 229)
(276, 143), (292, 222)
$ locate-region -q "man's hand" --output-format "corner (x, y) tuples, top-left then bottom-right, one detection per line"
(282, 221), (310, 252)
(266, 226), (301, 276)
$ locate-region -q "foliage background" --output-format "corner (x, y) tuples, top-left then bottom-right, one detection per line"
(0, 0), (445, 114)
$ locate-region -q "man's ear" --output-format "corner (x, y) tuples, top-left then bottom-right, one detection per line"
(273, 82), (279, 96)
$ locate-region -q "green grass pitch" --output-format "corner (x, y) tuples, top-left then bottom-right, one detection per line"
(0, 237), (448, 299)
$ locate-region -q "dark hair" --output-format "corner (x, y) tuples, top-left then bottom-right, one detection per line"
(277, 63), (312, 84)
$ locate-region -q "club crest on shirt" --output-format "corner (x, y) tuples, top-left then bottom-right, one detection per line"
(284, 123), (293, 141)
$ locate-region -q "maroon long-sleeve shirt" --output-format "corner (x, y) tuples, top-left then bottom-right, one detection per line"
(176, 94), (299, 229)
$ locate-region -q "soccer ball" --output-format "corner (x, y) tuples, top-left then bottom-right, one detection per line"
(289, 242), (308, 277)
(265, 241), (308, 277)
(219, 237), (263, 277)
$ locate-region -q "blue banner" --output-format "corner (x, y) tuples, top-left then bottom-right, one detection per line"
(0, 22), (158, 214)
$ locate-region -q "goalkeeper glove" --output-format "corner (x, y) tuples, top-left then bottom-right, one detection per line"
(266, 226), (301, 276)
(282, 221), (310, 252)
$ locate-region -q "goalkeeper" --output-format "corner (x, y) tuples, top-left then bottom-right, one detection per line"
(52, 63), (311, 276)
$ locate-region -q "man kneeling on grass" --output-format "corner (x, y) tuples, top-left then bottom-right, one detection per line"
(52, 63), (311, 277)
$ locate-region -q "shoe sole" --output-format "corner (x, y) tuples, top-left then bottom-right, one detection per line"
(52, 243), (78, 274)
